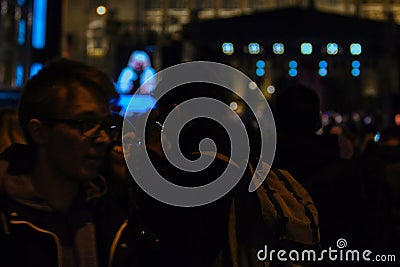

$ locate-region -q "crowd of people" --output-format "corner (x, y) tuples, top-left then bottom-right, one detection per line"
(0, 58), (398, 266)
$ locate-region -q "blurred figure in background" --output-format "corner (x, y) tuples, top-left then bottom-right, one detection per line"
(0, 107), (26, 153)
(117, 50), (156, 95)
(272, 83), (367, 256)
(356, 125), (400, 254)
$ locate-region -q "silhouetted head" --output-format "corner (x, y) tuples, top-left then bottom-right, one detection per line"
(274, 84), (322, 134)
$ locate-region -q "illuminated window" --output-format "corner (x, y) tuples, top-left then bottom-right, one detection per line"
(30, 62), (44, 78)
(222, 42), (234, 55)
(301, 43), (312, 55)
(16, 65), (24, 87)
(350, 43), (362, 55)
(273, 43), (284, 55)
(32, 0), (47, 49)
(326, 43), (338, 55)
(18, 19), (26, 45)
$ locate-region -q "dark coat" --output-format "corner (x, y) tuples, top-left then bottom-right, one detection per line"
(0, 144), (160, 267)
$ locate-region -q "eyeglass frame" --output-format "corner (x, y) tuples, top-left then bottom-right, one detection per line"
(39, 114), (120, 141)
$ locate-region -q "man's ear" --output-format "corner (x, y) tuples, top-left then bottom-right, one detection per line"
(27, 119), (48, 145)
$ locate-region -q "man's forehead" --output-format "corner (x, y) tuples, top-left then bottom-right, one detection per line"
(56, 86), (110, 117)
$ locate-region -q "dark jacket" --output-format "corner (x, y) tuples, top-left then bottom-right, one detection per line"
(0, 144), (160, 267)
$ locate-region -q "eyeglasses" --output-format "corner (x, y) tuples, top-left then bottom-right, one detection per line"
(41, 115), (120, 141)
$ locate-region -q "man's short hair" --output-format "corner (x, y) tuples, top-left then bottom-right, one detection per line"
(18, 58), (118, 144)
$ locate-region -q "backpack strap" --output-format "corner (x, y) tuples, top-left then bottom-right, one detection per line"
(274, 169), (320, 245)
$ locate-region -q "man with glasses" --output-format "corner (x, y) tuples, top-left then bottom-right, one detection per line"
(0, 58), (159, 266)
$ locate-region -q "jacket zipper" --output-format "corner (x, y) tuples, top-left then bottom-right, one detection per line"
(108, 219), (128, 267)
(10, 219), (63, 267)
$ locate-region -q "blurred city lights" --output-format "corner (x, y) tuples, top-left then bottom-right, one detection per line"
(273, 43), (284, 55)
(395, 114), (400, 126)
(318, 60), (328, 77)
(96, 5), (107, 15)
(32, 0), (47, 49)
(289, 60), (297, 68)
(256, 60), (265, 68)
(301, 43), (312, 55)
(230, 101), (238, 111)
(248, 43), (260, 54)
(319, 60), (328, 68)
(288, 69), (297, 77)
(256, 68), (265, 76)
(318, 69), (327, 77)
(352, 60), (360, 68)
(288, 60), (298, 77)
(374, 132), (381, 142)
(364, 116), (372, 125)
(351, 68), (360, 77)
(30, 62), (43, 78)
(222, 42), (234, 55)
(350, 43), (362, 55)
(267, 85), (275, 94)
(248, 81), (257, 90)
(15, 65), (24, 87)
(326, 43), (339, 55)
(18, 19), (26, 45)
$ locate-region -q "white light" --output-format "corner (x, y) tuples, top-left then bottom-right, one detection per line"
(301, 43), (313, 55)
(248, 43), (260, 54)
(230, 101), (238, 110)
(96, 5), (107, 15)
(364, 116), (372, 125)
(267, 85), (275, 94)
(350, 43), (362, 55)
(327, 43), (338, 55)
(222, 42), (234, 55)
(248, 81), (257, 90)
(273, 43), (284, 55)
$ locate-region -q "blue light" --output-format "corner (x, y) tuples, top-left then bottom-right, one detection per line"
(256, 68), (265, 77)
(18, 19), (26, 45)
(248, 43), (260, 54)
(319, 60), (328, 69)
(30, 62), (44, 78)
(318, 69), (328, 77)
(350, 43), (362, 55)
(32, 0), (47, 49)
(301, 43), (313, 55)
(374, 132), (380, 142)
(352, 60), (360, 69)
(222, 42), (234, 55)
(327, 43), (338, 55)
(273, 43), (284, 55)
(351, 69), (360, 77)
(288, 69), (297, 77)
(18, 0), (25, 6)
(289, 60), (297, 69)
(16, 65), (24, 87)
(256, 60), (265, 69)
